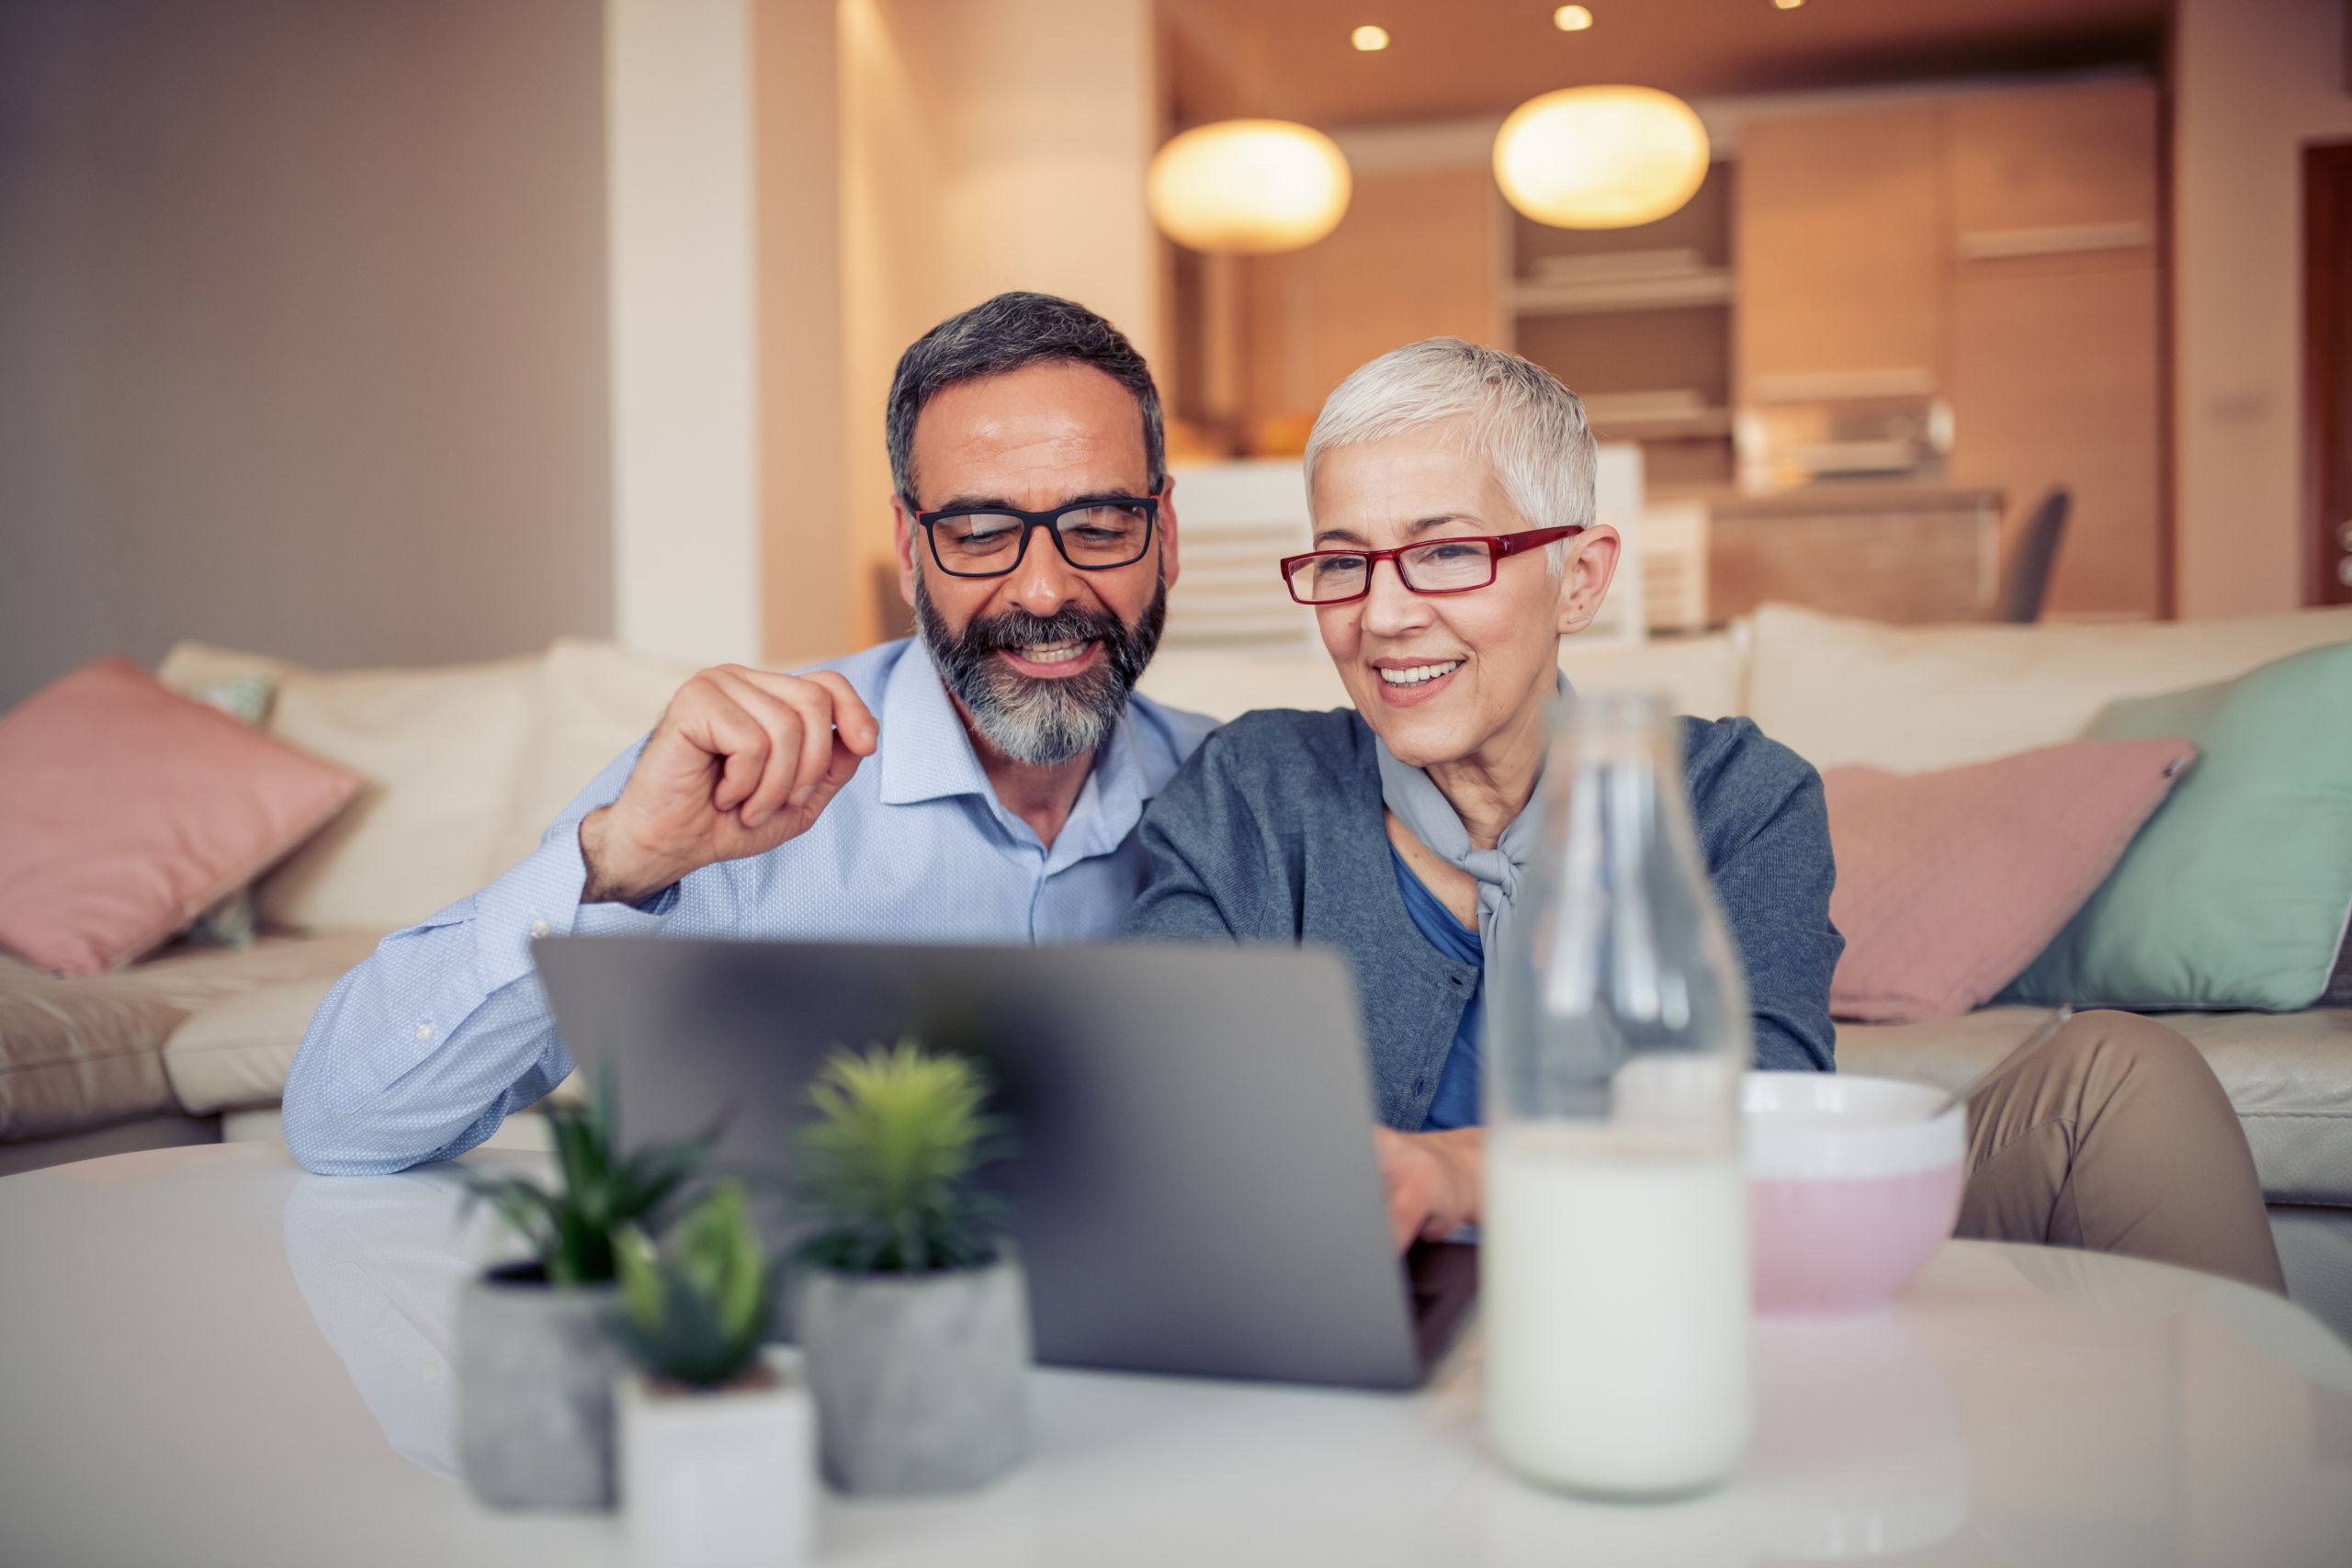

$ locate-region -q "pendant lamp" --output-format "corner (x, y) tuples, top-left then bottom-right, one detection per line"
(1148, 120), (1352, 255)
(1493, 85), (1710, 230)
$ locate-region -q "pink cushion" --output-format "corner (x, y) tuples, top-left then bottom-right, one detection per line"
(1824, 738), (2195, 1022)
(0, 659), (361, 976)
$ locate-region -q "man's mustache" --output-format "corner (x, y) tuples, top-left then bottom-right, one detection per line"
(955, 602), (1125, 656)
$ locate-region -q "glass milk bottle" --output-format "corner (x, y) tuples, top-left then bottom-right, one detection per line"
(1484, 690), (1752, 1497)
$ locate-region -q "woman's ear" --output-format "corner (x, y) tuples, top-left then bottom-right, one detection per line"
(1555, 525), (1622, 635)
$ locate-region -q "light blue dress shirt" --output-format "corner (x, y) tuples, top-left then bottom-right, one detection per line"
(281, 638), (1216, 1176)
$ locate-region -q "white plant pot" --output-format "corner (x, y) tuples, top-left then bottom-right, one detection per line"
(793, 1256), (1031, 1496)
(616, 1348), (816, 1568)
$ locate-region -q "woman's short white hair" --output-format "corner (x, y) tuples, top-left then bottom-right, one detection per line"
(1304, 338), (1596, 570)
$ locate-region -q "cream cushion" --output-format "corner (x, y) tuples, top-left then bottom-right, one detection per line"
(1745, 602), (2352, 772)
(483, 639), (700, 876)
(0, 931), (377, 1138)
(254, 657), (541, 932)
(162, 965), (364, 1114)
(1557, 630), (1747, 721)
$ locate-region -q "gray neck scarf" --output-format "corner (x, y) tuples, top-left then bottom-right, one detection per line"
(1374, 673), (1570, 983)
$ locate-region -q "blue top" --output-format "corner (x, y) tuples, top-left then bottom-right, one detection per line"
(281, 638), (1217, 1175)
(1125, 707), (1842, 1131)
(1389, 848), (1485, 1131)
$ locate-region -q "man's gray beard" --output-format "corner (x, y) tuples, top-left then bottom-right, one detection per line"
(914, 566), (1169, 767)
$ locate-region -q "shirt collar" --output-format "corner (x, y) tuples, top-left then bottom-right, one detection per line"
(875, 641), (997, 807)
(871, 640), (1157, 854)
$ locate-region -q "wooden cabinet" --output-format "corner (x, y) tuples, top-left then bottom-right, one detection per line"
(1736, 80), (2164, 619)
(1231, 164), (1498, 441)
(1947, 84), (2156, 239)
(1711, 488), (2001, 625)
(1736, 106), (1944, 400)
(1945, 83), (2162, 618)
(1949, 257), (2162, 616)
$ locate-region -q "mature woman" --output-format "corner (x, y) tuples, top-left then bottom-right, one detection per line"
(1125, 338), (2285, 1293)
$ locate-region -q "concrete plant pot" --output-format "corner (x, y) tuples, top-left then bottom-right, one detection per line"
(792, 1255), (1031, 1496)
(616, 1347), (817, 1568)
(457, 1262), (628, 1510)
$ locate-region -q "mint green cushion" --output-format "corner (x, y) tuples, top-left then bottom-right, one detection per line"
(2005, 641), (2352, 1010)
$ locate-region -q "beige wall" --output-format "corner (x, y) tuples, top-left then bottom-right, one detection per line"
(840, 0), (1158, 645)
(2175, 0), (2352, 617)
(0, 0), (611, 710)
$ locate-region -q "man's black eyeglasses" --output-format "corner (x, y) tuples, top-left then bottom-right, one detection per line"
(914, 497), (1159, 579)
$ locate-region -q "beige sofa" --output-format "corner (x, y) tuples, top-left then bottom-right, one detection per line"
(0, 637), (702, 1175)
(4, 604), (2347, 1337)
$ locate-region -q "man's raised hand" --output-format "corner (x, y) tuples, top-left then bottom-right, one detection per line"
(578, 666), (878, 906)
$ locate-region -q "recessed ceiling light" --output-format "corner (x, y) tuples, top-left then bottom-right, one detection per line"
(1771, 0), (1804, 8)
(1555, 5), (1594, 30)
(1351, 25), (1390, 51)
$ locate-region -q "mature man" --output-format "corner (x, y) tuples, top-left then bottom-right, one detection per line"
(284, 292), (1210, 1175)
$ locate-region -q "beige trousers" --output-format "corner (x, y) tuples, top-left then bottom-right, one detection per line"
(1957, 1010), (2287, 1293)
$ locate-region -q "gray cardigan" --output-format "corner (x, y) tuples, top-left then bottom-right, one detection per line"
(1122, 707), (1843, 1131)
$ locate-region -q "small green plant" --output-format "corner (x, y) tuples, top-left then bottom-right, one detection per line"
(467, 1071), (715, 1286)
(610, 1180), (778, 1389)
(797, 1039), (1009, 1274)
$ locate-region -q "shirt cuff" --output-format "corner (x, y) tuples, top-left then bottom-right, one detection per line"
(574, 883), (684, 934)
(468, 822), (605, 987)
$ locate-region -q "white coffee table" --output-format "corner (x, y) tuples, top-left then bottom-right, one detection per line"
(3, 1142), (2348, 1567)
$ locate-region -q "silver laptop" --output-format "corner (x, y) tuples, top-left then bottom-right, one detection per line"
(533, 936), (1476, 1391)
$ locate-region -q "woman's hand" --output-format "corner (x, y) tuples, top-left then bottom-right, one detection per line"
(1371, 1125), (1485, 1252)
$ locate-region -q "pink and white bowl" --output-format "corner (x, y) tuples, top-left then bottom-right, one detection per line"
(1744, 1072), (1967, 1320)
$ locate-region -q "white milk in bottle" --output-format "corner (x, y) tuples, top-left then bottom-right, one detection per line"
(1484, 1122), (1749, 1494)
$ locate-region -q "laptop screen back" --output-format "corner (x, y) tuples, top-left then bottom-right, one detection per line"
(534, 936), (1423, 1389)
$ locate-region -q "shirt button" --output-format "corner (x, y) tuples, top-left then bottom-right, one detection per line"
(530, 918), (552, 939)
(415, 1023), (434, 1043)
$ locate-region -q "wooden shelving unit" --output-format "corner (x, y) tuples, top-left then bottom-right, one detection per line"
(1502, 163), (1740, 491)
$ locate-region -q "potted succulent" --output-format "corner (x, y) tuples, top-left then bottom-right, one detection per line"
(611, 1180), (815, 1568)
(458, 1079), (712, 1510)
(789, 1041), (1031, 1496)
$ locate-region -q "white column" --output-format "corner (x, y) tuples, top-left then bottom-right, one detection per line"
(605, 0), (763, 666)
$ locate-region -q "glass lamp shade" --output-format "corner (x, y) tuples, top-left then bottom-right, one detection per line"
(1148, 120), (1352, 255)
(1493, 85), (1711, 230)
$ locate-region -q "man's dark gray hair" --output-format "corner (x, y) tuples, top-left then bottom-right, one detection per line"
(886, 291), (1166, 505)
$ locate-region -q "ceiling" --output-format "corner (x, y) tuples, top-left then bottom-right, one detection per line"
(1160, 0), (2168, 131)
